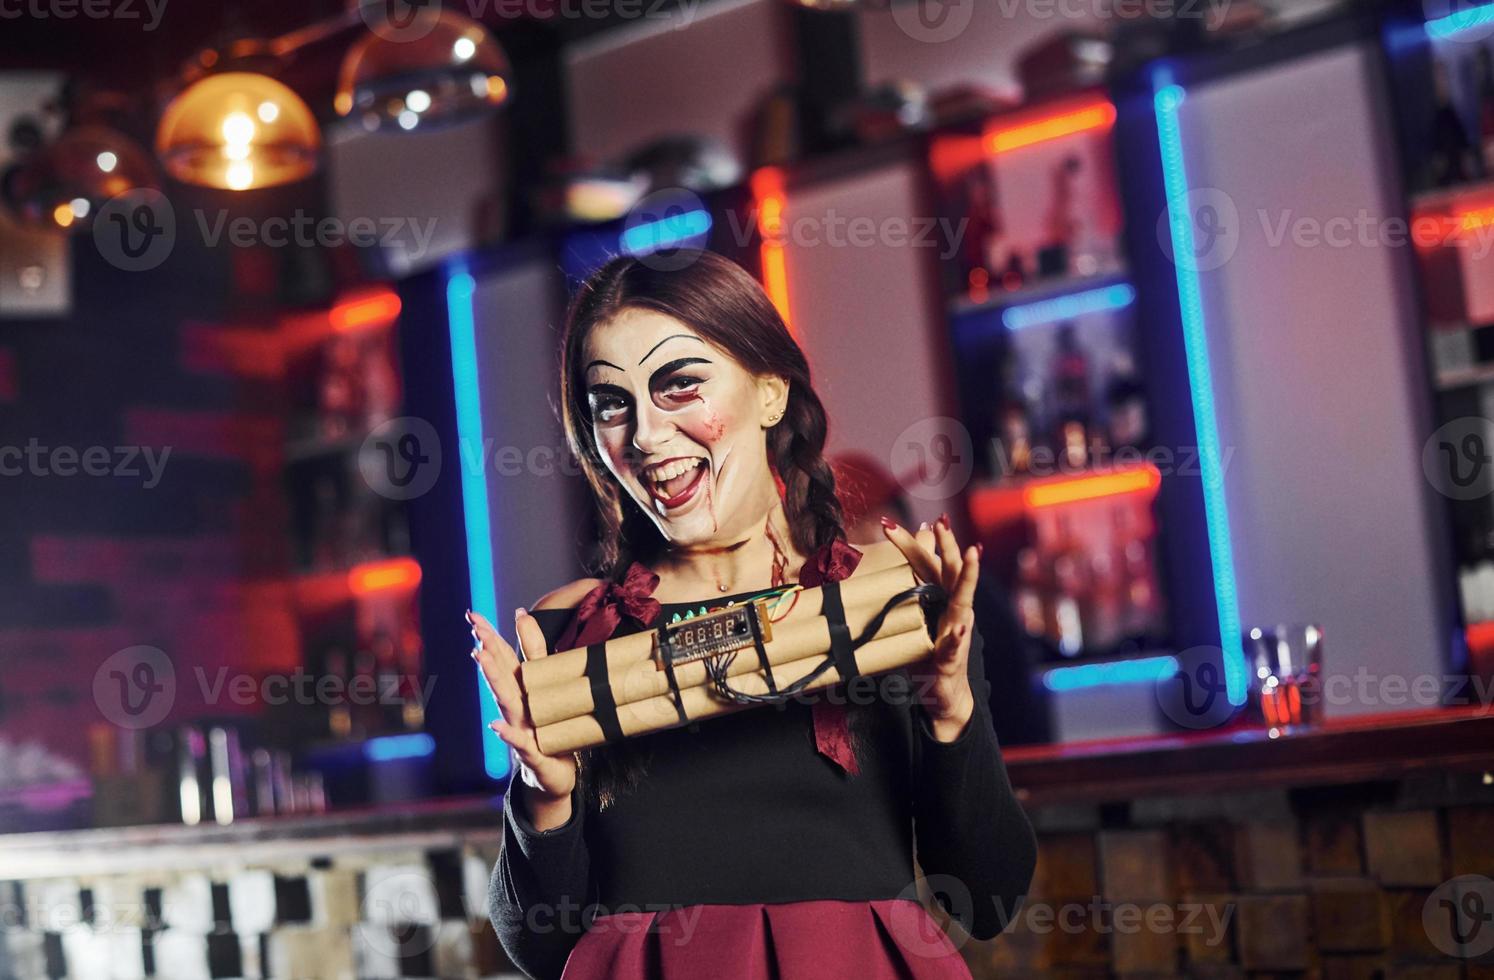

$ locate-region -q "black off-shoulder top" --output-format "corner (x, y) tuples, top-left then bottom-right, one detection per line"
(488, 589), (1037, 980)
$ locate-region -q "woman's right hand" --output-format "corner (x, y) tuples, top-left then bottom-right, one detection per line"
(470, 609), (579, 821)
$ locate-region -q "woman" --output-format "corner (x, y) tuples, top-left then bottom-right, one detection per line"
(471, 251), (1036, 980)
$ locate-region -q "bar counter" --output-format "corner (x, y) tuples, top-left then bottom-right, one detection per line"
(1, 707), (1491, 978)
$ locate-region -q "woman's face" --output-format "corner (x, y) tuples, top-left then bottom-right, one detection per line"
(582, 308), (786, 548)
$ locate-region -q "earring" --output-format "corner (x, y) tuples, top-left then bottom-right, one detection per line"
(767, 410), (784, 425)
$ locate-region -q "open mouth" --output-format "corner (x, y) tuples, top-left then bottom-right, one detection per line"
(642, 456), (708, 511)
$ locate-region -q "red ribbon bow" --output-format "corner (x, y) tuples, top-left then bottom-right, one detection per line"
(554, 561), (663, 652)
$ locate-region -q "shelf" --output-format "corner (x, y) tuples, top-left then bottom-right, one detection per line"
(1409, 176), (1494, 213)
(1435, 362), (1494, 392)
(949, 269), (1131, 321)
(969, 462), (1163, 529)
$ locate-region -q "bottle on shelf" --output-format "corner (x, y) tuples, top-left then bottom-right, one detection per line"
(1430, 60), (1476, 188)
(1104, 351), (1149, 451)
(1478, 48), (1494, 176)
(1014, 546), (1049, 639)
(1050, 323), (1092, 470)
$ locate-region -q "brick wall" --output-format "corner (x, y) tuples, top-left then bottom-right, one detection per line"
(956, 776), (1494, 979)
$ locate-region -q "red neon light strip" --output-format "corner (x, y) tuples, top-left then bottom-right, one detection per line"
(985, 100), (1117, 155)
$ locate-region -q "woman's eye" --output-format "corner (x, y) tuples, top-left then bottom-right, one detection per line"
(589, 395), (630, 423)
(660, 375), (703, 397)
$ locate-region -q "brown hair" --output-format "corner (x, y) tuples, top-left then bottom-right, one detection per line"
(556, 250), (852, 807)
(559, 250), (845, 576)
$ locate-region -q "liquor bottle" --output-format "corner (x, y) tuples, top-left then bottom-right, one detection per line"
(1104, 352), (1149, 451)
(1048, 513), (1089, 656)
(1050, 323), (1091, 469)
(1014, 547), (1049, 639)
(1430, 61), (1475, 187)
(1478, 48), (1494, 175)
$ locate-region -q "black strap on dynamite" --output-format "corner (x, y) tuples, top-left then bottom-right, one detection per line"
(585, 642), (624, 744)
(702, 581), (946, 706)
(820, 579), (859, 683)
(657, 637), (691, 725)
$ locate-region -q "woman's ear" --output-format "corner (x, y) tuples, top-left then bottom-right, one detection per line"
(758, 374), (790, 427)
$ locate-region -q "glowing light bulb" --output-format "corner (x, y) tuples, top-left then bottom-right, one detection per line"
(222, 112), (255, 145)
(96, 151), (118, 172)
(225, 161), (254, 190)
(453, 36), (477, 61)
(257, 101), (280, 123)
(397, 110), (419, 131)
(407, 89), (432, 113)
(69, 198), (90, 219)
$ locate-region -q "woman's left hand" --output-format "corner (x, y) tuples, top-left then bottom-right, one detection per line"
(881, 514), (981, 742)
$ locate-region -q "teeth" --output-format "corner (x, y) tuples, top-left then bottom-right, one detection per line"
(648, 458), (702, 484)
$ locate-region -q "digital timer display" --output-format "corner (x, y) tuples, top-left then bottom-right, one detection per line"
(656, 600), (773, 669)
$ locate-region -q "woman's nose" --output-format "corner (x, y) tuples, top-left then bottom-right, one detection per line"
(631, 400), (675, 456)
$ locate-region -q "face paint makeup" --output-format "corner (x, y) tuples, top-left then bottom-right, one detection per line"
(582, 309), (781, 549)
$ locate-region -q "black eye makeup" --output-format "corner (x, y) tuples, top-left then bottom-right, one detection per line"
(584, 356), (714, 425)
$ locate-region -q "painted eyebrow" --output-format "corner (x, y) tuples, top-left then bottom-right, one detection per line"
(638, 334), (706, 366)
(649, 357), (711, 387)
(585, 358), (625, 374)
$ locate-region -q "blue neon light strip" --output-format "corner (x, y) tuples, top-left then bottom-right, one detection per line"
(1153, 76), (1247, 706)
(1427, 2), (1494, 38)
(364, 733), (437, 762)
(620, 209), (712, 256)
(1043, 655), (1180, 692)
(446, 263), (510, 779)
(1003, 283), (1136, 330)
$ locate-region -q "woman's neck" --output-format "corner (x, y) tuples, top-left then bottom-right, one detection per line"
(649, 499), (806, 602)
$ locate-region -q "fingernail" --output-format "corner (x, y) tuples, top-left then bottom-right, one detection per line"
(464, 609), (475, 624)
(469, 648), (480, 661)
(939, 513), (950, 528)
(880, 516), (899, 530)
(515, 606), (528, 620)
(975, 542), (984, 557)
(918, 521), (930, 532)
